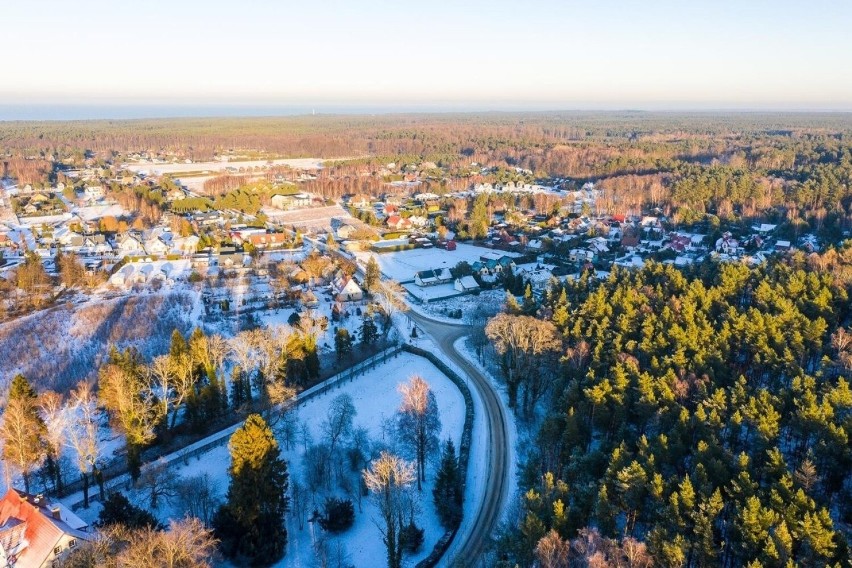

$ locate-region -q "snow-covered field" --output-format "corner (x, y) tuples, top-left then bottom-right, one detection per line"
(411, 288), (505, 322)
(70, 352), (465, 568)
(123, 158), (329, 176)
(355, 243), (519, 283)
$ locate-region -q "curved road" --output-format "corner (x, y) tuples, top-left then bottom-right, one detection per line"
(407, 310), (510, 567)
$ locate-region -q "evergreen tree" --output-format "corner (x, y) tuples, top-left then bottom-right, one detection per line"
(364, 256), (381, 293)
(335, 328), (353, 361)
(361, 314), (379, 346)
(432, 440), (462, 528)
(214, 414), (290, 565)
(97, 491), (160, 529)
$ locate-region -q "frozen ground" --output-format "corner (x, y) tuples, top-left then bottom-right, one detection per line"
(355, 243), (519, 283)
(122, 158), (330, 176)
(408, 288), (505, 321)
(69, 352), (465, 568)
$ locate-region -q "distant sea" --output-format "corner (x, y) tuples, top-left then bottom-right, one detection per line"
(0, 103), (525, 121)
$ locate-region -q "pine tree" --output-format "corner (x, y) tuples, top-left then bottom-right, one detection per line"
(365, 256), (381, 293)
(522, 283), (537, 315)
(335, 328), (353, 361)
(214, 414), (290, 565)
(432, 439), (462, 528)
(361, 314), (379, 346)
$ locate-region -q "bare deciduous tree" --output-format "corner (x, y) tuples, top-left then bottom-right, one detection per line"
(175, 473), (221, 527)
(396, 376), (441, 491)
(66, 381), (104, 507)
(485, 313), (561, 414)
(363, 452), (416, 568)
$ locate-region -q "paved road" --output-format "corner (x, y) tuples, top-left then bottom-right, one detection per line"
(407, 310), (510, 567)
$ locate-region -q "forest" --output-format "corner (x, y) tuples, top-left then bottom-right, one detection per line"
(487, 247), (852, 567)
(2, 112), (851, 238)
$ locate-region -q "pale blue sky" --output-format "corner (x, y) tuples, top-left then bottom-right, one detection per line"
(2, 0), (851, 112)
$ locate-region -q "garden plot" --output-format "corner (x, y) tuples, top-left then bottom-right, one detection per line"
(73, 352), (465, 568)
(356, 243), (519, 283)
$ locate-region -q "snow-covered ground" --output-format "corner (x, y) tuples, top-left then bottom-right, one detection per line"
(408, 288), (505, 321)
(355, 243), (519, 283)
(122, 158), (330, 176)
(69, 352), (465, 568)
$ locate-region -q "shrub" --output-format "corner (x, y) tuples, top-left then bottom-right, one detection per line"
(97, 492), (161, 530)
(400, 519), (424, 553)
(317, 497), (355, 533)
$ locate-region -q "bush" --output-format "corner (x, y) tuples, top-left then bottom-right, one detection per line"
(188, 271), (203, 283)
(288, 312), (301, 326)
(97, 492), (161, 529)
(317, 497), (355, 533)
(400, 519), (424, 553)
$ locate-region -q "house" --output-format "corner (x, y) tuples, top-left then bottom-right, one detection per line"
(117, 234), (144, 255)
(302, 289), (320, 308)
(334, 276), (363, 301)
(248, 233), (290, 249)
(143, 238), (170, 256)
(0, 489), (92, 568)
(271, 192), (312, 210)
(454, 275), (480, 293)
(715, 232), (740, 255)
(386, 215), (412, 230)
(414, 268), (453, 287)
(82, 186), (104, 200)
(335, 224), (358, 240)
(775, 240), (792, 252)
(348, 194), (372, 209)
(752, 223), (777, 234)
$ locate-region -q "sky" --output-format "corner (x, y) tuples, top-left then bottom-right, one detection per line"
(1, 0), (851, 117)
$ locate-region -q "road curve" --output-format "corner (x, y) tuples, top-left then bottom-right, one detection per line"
(407, 310), (510, 567)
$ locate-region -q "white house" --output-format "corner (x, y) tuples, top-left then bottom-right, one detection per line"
(334, 276), (363, 302)
(117, 234), (144, 255)
(454, 275), (480, 293)
(144, 238), (170, 256)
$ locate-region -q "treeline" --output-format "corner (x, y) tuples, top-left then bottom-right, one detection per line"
(489, 256), (852, 566)
(0, 319), (326, 505)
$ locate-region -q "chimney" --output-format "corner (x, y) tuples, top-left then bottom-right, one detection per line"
(51, 506), (62, 520)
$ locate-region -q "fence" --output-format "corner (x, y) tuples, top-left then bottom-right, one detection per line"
(403, 344), (475, 568)
(65, 345), (402, 510)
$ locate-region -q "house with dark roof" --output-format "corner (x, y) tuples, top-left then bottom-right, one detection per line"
(0, 489), (92, 567)
(414, 268), (453, 287)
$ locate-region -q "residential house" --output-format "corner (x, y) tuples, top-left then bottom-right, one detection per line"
(271, 192), (312, 210)
(0, 489), (92, 568)
(248, 233), (290, 249)
(348, 194), (372, 209)
(715, 232), (740, 255)
(333, 276), (363, 301)
(335, 224), (358, 240)
(454, 275), (480, 293)
(386, 215), (412, 231)
(414, 268), (453, 287)
(116, 234), (144, 256)
(143, 237), (169, 256)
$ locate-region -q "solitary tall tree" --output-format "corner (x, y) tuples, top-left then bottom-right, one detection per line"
(432, 439), (462, 528)
(364, 256), (381, 293)
(363, 452), (416, 568)
(214, 414), (289, 565)
(396, 376), (441, 491)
